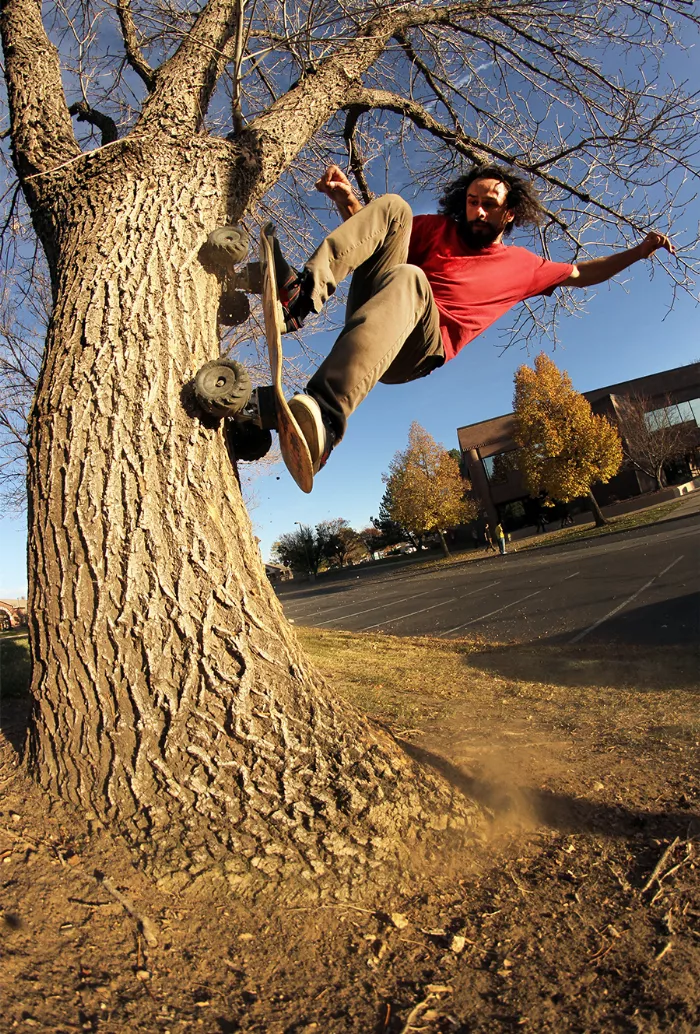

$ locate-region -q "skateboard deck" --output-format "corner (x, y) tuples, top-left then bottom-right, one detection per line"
(259, 224), (314, 494)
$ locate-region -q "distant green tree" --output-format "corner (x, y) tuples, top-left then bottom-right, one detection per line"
(447, 448), (463, 471)
(359, 526), (384, 554)
(371, 485), (414, 549)
(271, 524), (324, 576)
(272, 519), (368, 573)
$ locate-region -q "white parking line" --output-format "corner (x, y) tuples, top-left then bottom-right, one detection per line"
(360, 581), (502, 631)
(439, 589), (543, 638)
(313, 586), (439, 627)
(569, 555), (684, 644)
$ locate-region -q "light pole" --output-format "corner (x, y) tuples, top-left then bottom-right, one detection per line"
(294, 522), (314, 582)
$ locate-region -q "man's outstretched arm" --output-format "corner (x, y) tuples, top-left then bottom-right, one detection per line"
(562, 231), (675, 288)
(315, 165), (363, 221)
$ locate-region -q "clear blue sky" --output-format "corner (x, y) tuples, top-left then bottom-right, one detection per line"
(1, 195), (698, 596)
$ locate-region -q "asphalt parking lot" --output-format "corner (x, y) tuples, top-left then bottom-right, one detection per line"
(280, 514), (700, 646)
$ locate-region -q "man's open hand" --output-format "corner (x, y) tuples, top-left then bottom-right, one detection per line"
(315, 166), (362, 219)
(639, 231), (675, 258)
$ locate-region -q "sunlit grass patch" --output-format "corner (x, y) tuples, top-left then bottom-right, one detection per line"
(297, 628), (486, 729)
(299, 626), (700, 752)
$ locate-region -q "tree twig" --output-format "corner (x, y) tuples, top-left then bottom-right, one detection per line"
(96, 873), (159, 947)
(400, 995), (437, 1034)
(641, 837), (681, 894)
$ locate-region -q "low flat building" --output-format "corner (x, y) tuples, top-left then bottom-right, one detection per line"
(457, 362), (700, 528)
(0, 598), (28, 630)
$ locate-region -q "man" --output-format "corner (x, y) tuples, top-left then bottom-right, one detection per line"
(280, 164), (674, 473)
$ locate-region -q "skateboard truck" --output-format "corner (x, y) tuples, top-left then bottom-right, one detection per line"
(194, 358), (277, 461)
(193, 224), (314, 492)
(201, 226), (263, 328)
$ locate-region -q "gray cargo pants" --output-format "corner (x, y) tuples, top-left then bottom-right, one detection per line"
(305, 194), (445, 441)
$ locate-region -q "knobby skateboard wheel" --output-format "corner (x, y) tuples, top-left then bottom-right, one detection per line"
(204, 225), (250, 269)
(194, 359), (252, 417)
(226, 421), (273, 462)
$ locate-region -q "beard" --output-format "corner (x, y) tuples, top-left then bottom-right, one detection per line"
(459, 219), (502, 249)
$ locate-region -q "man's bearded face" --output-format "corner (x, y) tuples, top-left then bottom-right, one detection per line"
(462, 177), (515, 248)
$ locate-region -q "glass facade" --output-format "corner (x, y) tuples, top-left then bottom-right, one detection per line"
(644, 398), (700, 431)
(482, 450), (519, 484)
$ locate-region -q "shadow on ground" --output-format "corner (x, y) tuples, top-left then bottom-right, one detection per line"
(460, 612), (700, 693)
(399, 738), (699, 843)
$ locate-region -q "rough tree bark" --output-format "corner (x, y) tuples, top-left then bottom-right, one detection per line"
(2, 0), (483, 896)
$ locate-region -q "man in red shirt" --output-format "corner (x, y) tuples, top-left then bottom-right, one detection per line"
(280, 164), (674, 473)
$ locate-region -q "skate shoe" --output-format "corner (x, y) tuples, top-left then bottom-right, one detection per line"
(288, 394), (336, 473)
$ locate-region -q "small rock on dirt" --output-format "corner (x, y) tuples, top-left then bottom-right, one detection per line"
(390, 912), (409, 929)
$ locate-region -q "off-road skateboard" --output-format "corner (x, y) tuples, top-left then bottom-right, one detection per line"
(193, 223), (314, 494)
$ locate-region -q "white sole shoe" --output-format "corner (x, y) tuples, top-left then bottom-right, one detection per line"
(288, 394), (328, 473)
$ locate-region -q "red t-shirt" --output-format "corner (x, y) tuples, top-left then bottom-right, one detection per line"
(408, 214), (574, 362)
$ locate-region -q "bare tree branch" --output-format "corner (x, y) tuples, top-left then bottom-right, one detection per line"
(343, 86), (577, 230)
(116, 0), (156, 92)
(393, 29), (461, 128)
(140, 0), (248, 132)
(342, 83), (698, 247)
(614, 391), (699, 489)
(343, 106), (373, 205)
(0, 0), (79, 182)
(68, 101), (119, 145)
(245, 4), (494, 197)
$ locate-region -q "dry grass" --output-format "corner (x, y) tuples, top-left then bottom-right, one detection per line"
(299, 627), (700, 754)
(298, 628), (480, 728)
(514, 499), (688, 551)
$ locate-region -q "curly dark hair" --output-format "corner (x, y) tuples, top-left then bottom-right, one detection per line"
(438, 165), (544, 238)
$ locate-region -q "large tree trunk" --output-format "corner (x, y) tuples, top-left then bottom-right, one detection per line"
(24, 140), (482, 896)
(587, 490), (607, 527)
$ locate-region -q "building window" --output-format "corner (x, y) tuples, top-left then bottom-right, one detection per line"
(644, 399), (700, 431)
(483, 450), (519, 484)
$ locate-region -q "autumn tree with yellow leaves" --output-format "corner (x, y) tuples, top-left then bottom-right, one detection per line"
(513, 354), (623, 527)
(383, 423), (477, 556)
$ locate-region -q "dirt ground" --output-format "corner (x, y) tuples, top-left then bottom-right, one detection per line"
(1, 631), (698, 1033)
